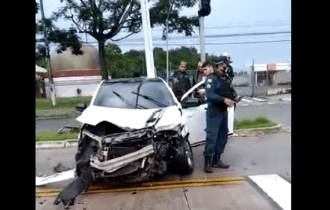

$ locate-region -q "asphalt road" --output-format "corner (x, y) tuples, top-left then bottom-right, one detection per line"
(35, 94), (291, 209)
(36, 132), (291, 209)
(235, 100), (291, 127)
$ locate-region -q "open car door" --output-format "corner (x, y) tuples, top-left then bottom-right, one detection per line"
(180, 80), (208, 145)
(180, 79), (234, 145)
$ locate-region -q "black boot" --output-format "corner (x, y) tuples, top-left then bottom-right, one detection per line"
(212, 154), (230, 169)
(204, 156), (213, 173)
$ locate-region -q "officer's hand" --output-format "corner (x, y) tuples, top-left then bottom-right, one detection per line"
(197, 89), (205, 95)
(224, 98), (234, 107)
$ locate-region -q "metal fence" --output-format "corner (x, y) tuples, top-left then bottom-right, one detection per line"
(42, 68), (291, 98)
(158, 68), (291, 97)
(232, 69), (291, 96)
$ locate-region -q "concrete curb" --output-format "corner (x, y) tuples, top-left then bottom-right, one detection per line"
(36, 124), (286, 149)
(234, 123), (282, 134)
(36, 139), (79, 149)
(267, 87), (291, 96)
(36, 115), (80, 121)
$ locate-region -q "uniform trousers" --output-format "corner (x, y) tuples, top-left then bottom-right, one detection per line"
(203, 112), (228, 157)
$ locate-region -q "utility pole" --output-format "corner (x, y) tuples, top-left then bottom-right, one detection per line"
(39, 0), (56, 106)
(140, 0), (156, 78)
(251, 59), (255, 97)
(166, 21), (169, 84)
(198, 0), (206, 62)
(166, 0), (174, 84)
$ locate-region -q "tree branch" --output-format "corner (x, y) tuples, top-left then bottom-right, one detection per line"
(110, 29), (141, 42)
(105, 1), (133, 39)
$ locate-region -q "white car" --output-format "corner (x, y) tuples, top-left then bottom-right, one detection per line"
(54, 77), (208, 207)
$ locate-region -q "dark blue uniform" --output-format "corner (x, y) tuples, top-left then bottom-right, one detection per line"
(204, 72), (236, 157)
(170, 71), (191, 101)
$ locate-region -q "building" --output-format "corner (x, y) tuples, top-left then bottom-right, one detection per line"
(35, 65), (47, 98)
(253, 63), (291, 86)
(44, 44), (103, 98)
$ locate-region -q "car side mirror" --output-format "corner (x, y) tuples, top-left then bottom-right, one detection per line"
(181, 98), (200, 109)
(76, 103), (87, 112)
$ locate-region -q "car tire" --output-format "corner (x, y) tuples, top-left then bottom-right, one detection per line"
(172, 135), (194, 175)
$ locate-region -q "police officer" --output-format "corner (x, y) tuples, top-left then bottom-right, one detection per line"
(204, 56), (237, 173)
(170, 61), (191, 101)
(221, 52), (234, 81)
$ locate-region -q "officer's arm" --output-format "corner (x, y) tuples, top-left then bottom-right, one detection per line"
(205, 75), (225, 103)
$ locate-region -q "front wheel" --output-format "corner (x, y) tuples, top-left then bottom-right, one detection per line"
(172, 135), (194, 175)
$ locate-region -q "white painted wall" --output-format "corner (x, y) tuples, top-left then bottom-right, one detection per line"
(45, 76), (102, 98)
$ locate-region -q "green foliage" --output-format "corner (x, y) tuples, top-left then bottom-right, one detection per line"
(53, 0), (200, 79)
(35, 77), (42, 88)
(36, 130), (80, 142)
(35, 96), (92, 110)
(35, 52), (47, 68)
(103, 43), (224, 79)
(234, 116), (277, 130)
(150, 0), (199, 37)
(35, 1), (83, 58)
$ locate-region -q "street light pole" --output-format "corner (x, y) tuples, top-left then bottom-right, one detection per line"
(140, 0), (156, 78)
(166, 17), (169, 84)
(251, 59), (255, 97)
(40, 0), (56, 106)
(166, 0), (175, 84)
(198, 0), (206, 62)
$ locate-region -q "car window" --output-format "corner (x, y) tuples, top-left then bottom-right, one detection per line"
(93, 80), (176, 109)
(181, 79), (205, 102)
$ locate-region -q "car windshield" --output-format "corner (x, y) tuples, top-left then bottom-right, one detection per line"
(93, 79), (176, 109)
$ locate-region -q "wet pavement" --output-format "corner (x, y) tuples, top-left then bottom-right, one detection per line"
(36, 132), (291, 209)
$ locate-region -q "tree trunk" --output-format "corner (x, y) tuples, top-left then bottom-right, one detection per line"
(98, 40), (109, 80)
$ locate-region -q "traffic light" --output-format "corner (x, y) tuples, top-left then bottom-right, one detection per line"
(198, 0), (211, 17)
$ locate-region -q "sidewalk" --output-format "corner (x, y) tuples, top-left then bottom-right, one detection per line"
(266, 93), (291, 101)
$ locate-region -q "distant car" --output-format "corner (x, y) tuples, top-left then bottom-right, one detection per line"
(55, 77), (205, 207)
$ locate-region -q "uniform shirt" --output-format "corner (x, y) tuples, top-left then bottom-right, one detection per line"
(170, 71), (191, 101)
(205, 72), (236, 115)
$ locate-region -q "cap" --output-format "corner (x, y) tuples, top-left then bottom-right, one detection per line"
(220, 52), (233, 63)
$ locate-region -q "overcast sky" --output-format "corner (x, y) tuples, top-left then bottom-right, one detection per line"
(36, 0), (291, 70)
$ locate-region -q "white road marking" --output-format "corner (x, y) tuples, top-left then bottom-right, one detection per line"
(242, 98), (253, 103)
(280, 98), (291, 101)
(252, 97), (267, 102)
(36, 169), (76, 186)
(249, 174), (291, 210)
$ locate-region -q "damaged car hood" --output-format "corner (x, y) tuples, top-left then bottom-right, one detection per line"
(76, 105), (183, 130)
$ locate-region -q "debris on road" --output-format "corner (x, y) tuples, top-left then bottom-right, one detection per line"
(54, 163), (72, 173)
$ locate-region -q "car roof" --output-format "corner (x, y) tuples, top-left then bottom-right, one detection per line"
(103, 77), (164, 84)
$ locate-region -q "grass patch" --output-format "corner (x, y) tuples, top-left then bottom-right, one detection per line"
(234, 116), (277, 130)
(36, 96), (92, 110)
(36, 130), (80, 142)
(35, 96), (92, 119)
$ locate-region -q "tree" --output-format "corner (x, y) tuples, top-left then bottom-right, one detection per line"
(169, 46), (199, 69)
(104, 43), (127, 78)
(153, 47), (166, 71)
(53, 0), (200, 80)
(35, 1), (83, 59)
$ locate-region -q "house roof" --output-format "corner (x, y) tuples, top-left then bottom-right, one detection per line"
(35, 65), (47, 73)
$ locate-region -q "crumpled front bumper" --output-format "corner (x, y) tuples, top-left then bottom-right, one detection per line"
(90, 145), (154, 173)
